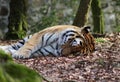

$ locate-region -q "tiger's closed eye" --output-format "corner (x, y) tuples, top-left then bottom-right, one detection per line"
(80, 41), (83, 46)
(76, 35), (81, 38)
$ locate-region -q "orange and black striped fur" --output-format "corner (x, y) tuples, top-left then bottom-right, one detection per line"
(0, 25), (95, 59)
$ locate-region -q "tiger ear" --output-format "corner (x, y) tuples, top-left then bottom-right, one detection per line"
(81, 26), (91, 33)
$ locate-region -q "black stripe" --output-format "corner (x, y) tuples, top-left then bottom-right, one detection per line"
(54, 38), (58, 42)
(33, 49), (42, 55)
(11, 45), (16, 50)
(50, 44), (54, 49)
(43, 48), (53, 55)
(56, 50), (60, 56)
(23, 38), (26, 42)
(19, 40), (25, 45)
(19, 39), (25, 45)
(28, 35), (32, 38)
(64, 34), (75, 42)
(46, 33), (54, 45)
(43, 48), (56, 57)
(12, 40), (25, 50)
(17, 45), (20, 48)
(35, 50), (41, 56)
(12, 44), (19, 50)
(38, 49), (45, 56)
(83, 34), (89, 44)
(56, 43), (58, 49)
(62, 30), (78, 39)
(41, 35), (44, 47)
(37, 50), (42, 55)
(67, 34), (75, 36)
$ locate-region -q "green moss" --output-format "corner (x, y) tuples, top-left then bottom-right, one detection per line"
(0, 49), (43, 82)
(0, 50), (13, 63)
(114, 25), (120, 32)
(0, 62), (42, 82)
(5, 0), (28, 40)
(95, 38), (107, 43)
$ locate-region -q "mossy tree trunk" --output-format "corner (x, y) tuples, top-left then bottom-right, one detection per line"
(73, 0), (92, 27)
(5, 0), (28, 40)
(91, 0), (104, 34)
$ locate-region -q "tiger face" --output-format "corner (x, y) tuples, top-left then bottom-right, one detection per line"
(61, 26), (95, 56)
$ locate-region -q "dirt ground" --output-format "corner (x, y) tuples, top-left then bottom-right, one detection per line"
(1, 33), (120, 82)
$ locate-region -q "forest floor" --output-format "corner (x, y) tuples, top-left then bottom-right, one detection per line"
(0, 33), (120, 82)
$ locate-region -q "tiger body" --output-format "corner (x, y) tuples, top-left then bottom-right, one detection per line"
(0, 25), (95, 59)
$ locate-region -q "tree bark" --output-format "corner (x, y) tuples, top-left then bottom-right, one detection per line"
(91, 0), (104, 34)
(73, 0), (92, 27)
(5, 0), (28, 39)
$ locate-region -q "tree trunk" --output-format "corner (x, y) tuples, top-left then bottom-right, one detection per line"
(5, 0), (28, 40)
(73, 0), (92, 27)
(91, 0), (104, 34)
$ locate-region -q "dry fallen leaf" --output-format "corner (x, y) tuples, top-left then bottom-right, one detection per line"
(0, 32), (120, 82)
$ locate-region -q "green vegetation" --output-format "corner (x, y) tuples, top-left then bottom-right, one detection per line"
(5, 0), (28, 40)
(29, 0), (79, 33)
(31, 9), (59, 33)
(0, 50), (43, 82)
(0, 50), (12, 62)
(115, 25), (120, 32)
(95, 38), (107, 43)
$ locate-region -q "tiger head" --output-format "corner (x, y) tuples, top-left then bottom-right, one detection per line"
(61, 26), (95, 56)
(79, 26), (95, 53)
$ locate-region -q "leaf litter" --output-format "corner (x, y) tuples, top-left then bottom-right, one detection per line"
(0, 33), (120, 82)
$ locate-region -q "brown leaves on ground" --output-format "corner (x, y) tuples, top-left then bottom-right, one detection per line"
(1, 33), (120, 82)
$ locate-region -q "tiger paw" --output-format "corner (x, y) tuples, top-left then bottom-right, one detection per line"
(12, 52), (31, 59)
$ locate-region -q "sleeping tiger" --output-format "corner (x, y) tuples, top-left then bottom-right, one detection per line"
(0, 25), (95, 59)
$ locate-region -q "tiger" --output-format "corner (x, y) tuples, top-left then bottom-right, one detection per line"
(0, 25), (95, 59)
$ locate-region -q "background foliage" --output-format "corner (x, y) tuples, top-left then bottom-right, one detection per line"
(27, 0), (120, 34)
(27, 0), (80, 33)
(0, 0), (120, 38)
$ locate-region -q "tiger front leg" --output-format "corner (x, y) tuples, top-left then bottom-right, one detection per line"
(12, 43), (38, 59)
(12, 50), (30, 59)
(31, 44), (61, 57)
(12, 34), (41, 59)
